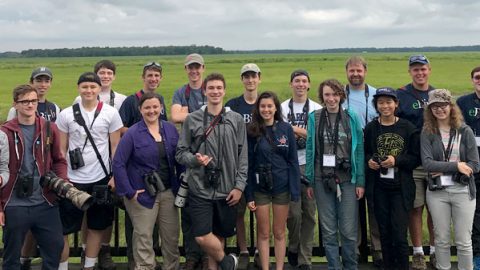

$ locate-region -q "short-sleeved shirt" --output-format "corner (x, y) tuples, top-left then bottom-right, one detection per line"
(281, 98), (322, 165)
(172, 84), (206, 113)
(343, 84), (377, 129)
(74, 90), (127, 111)
(56, 102), (123, 184)
(225, 95), (255, 124)
(119, 90), (167, 127)
(7, 101), (60, 122)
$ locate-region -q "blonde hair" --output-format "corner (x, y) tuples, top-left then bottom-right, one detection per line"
(423, 102), (464, 134)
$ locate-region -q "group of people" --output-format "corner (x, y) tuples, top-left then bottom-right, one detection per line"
(1, 53), (480, 270)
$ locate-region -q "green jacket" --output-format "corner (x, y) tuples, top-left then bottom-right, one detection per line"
(305, 108), (365, 187)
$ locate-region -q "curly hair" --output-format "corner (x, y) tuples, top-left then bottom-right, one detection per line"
(317, 79), (346, 105)
(247, 91), (283, 138)
(423, 102), (464, 134)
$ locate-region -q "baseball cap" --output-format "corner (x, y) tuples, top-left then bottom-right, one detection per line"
(77, 72), (102, 86)
(240, 63), (261, 75)
(373, 87), (397, 99)
(31, 67), (53, 80)
(409, 55), (430, 66)
(290, 69), (310, 82)
(428, 89), (451, 105)
(184, 53), (204, 66)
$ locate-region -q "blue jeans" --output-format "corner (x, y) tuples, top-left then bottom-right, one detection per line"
(315, 180), (358, 270)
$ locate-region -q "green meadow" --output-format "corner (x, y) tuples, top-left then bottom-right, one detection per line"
(0, 52), (479, 120)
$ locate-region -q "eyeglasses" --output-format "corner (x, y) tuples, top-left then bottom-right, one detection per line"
(430, 103), (449, 111)
(16, 99), (39, 106)
(143, 62), (162, 70)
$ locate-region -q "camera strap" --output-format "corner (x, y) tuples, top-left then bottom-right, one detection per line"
(201, 107), (224, 170)
(42, 119), (52, 176)
(288, 98), (309, 128)
(72, 102), (110, 178)
(346, 84), (369, 126)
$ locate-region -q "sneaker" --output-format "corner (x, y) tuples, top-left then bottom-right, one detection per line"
(98, 245), (116, 270)
(412, 254), (427, 270)
(183, 258), (199, 270)
(429, 253), (437, 269)
(288, 251), (299, 267)
(237, 252), (249, 270)
(298, 264), (312, 270)
(221, 254), (238, 270)
(230, 254), (239, 270)
(473, 256), (480, 270)
(81, 250), (86, 269)
(20, 259), (31, 270)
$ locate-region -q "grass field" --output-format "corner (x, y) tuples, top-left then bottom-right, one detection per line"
(1, 52), (479, 120)
(0, 52), (477, 251)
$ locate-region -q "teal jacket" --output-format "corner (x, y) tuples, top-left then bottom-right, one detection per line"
(305, 108), (365, 187)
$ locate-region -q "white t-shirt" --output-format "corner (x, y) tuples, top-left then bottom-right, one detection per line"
(73, 90), (127, 111)
(281, 98), (322, 166)
(56, 102), (123, 184)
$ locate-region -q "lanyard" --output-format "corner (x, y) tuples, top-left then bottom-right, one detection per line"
(441, 128), (456, 162)
(288, 98), (309, 128)
(324, 109), (341, 155)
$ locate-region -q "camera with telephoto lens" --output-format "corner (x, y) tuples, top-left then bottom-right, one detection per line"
(143, 171), (166, 197)
(40, 171), (94, 211)
(15, 174), (34, 198)
(296, 137), (306, 150)
(454, 173), (472, 186)
(322, 167), (338, 193)
(69, 148), (85, 170)
(92, 185), (113, 205)
(205, 165), (221, 189)
(257, 164), (273, 192)
(174, 173), (189, 208)
(372, 154), (388, 175)
(427, 174), (444, 191)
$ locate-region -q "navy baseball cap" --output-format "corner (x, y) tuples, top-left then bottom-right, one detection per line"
(373, 87), (397, 99)
(409, 55), (429, 66)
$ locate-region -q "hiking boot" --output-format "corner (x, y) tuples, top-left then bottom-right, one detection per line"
(237, 252), (249, 270)
(429, 253), (437, 269)
(98, 245), (116, 270)
(20, 259), (31, 270)
(412, 254), (427, 270)
(81, 250), (86, 268)
(183, 258), (199, 270)
(288, 251), (299, 267)
(253, 252), (261, 269)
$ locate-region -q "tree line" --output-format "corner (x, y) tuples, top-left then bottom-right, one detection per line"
(1, 45), (479, 58)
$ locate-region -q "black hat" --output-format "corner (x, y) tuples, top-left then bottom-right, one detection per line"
(290, 69), (310, 82)
(373, 87), (397, 99)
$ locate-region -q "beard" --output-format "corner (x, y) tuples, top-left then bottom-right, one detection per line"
(348, 76), (364, 88)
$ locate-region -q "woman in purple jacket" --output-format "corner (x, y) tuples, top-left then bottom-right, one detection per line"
(113, 92), (183, 270)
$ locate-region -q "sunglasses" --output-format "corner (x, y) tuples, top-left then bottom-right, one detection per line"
(473, 75), (480, 81)
(143, 62), (162, 70)
(409, 55), (428, 62)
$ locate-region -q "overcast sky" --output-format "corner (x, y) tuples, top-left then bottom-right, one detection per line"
(1, 0), (479, 52)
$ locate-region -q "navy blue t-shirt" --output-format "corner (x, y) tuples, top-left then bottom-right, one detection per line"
(225, 95), (255, 124)
(119, 90), (167, 127)
(396, 83), (435, 130)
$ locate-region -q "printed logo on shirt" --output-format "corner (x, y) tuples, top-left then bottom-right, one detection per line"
(277, 135), (289, 147)
(377, 133), (405, 157)
(243, 113), (252, 124)
(411, 100), (427, 110)
(468, 108), (480, 118)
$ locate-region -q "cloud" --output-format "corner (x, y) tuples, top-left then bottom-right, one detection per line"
(0, 0), (479, 52)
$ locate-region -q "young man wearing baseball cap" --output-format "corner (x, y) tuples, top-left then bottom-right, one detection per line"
(225, 63), (261, 269)
(171, 53), (207, 124)
(281, 69), (321, 270)
(7, 67), (61, 122)
(56, 72), (123, 270)
(396, 55), (436, 270)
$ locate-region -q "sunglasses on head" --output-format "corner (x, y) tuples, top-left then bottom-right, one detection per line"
(143, 62), (162, 70)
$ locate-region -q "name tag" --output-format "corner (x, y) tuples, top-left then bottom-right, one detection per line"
(255, 173), (260, 184)
(475, 137), (480, 147)
(380, 168), (395, 179)
(323, 154), (336, 167)
(440, 175), (454, 186)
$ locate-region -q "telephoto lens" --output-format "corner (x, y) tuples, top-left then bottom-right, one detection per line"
(175, 174), (189, 208)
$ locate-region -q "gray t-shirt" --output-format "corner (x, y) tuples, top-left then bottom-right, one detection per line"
(9, 124), (45, 206)
(172, 84), (206, 113)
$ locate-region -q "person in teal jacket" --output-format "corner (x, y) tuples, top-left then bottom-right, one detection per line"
(305, 78), (365, 270)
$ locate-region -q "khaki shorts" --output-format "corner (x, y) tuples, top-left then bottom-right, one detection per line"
(412, 166), (428, 208)
(254, 191), (290, 206)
